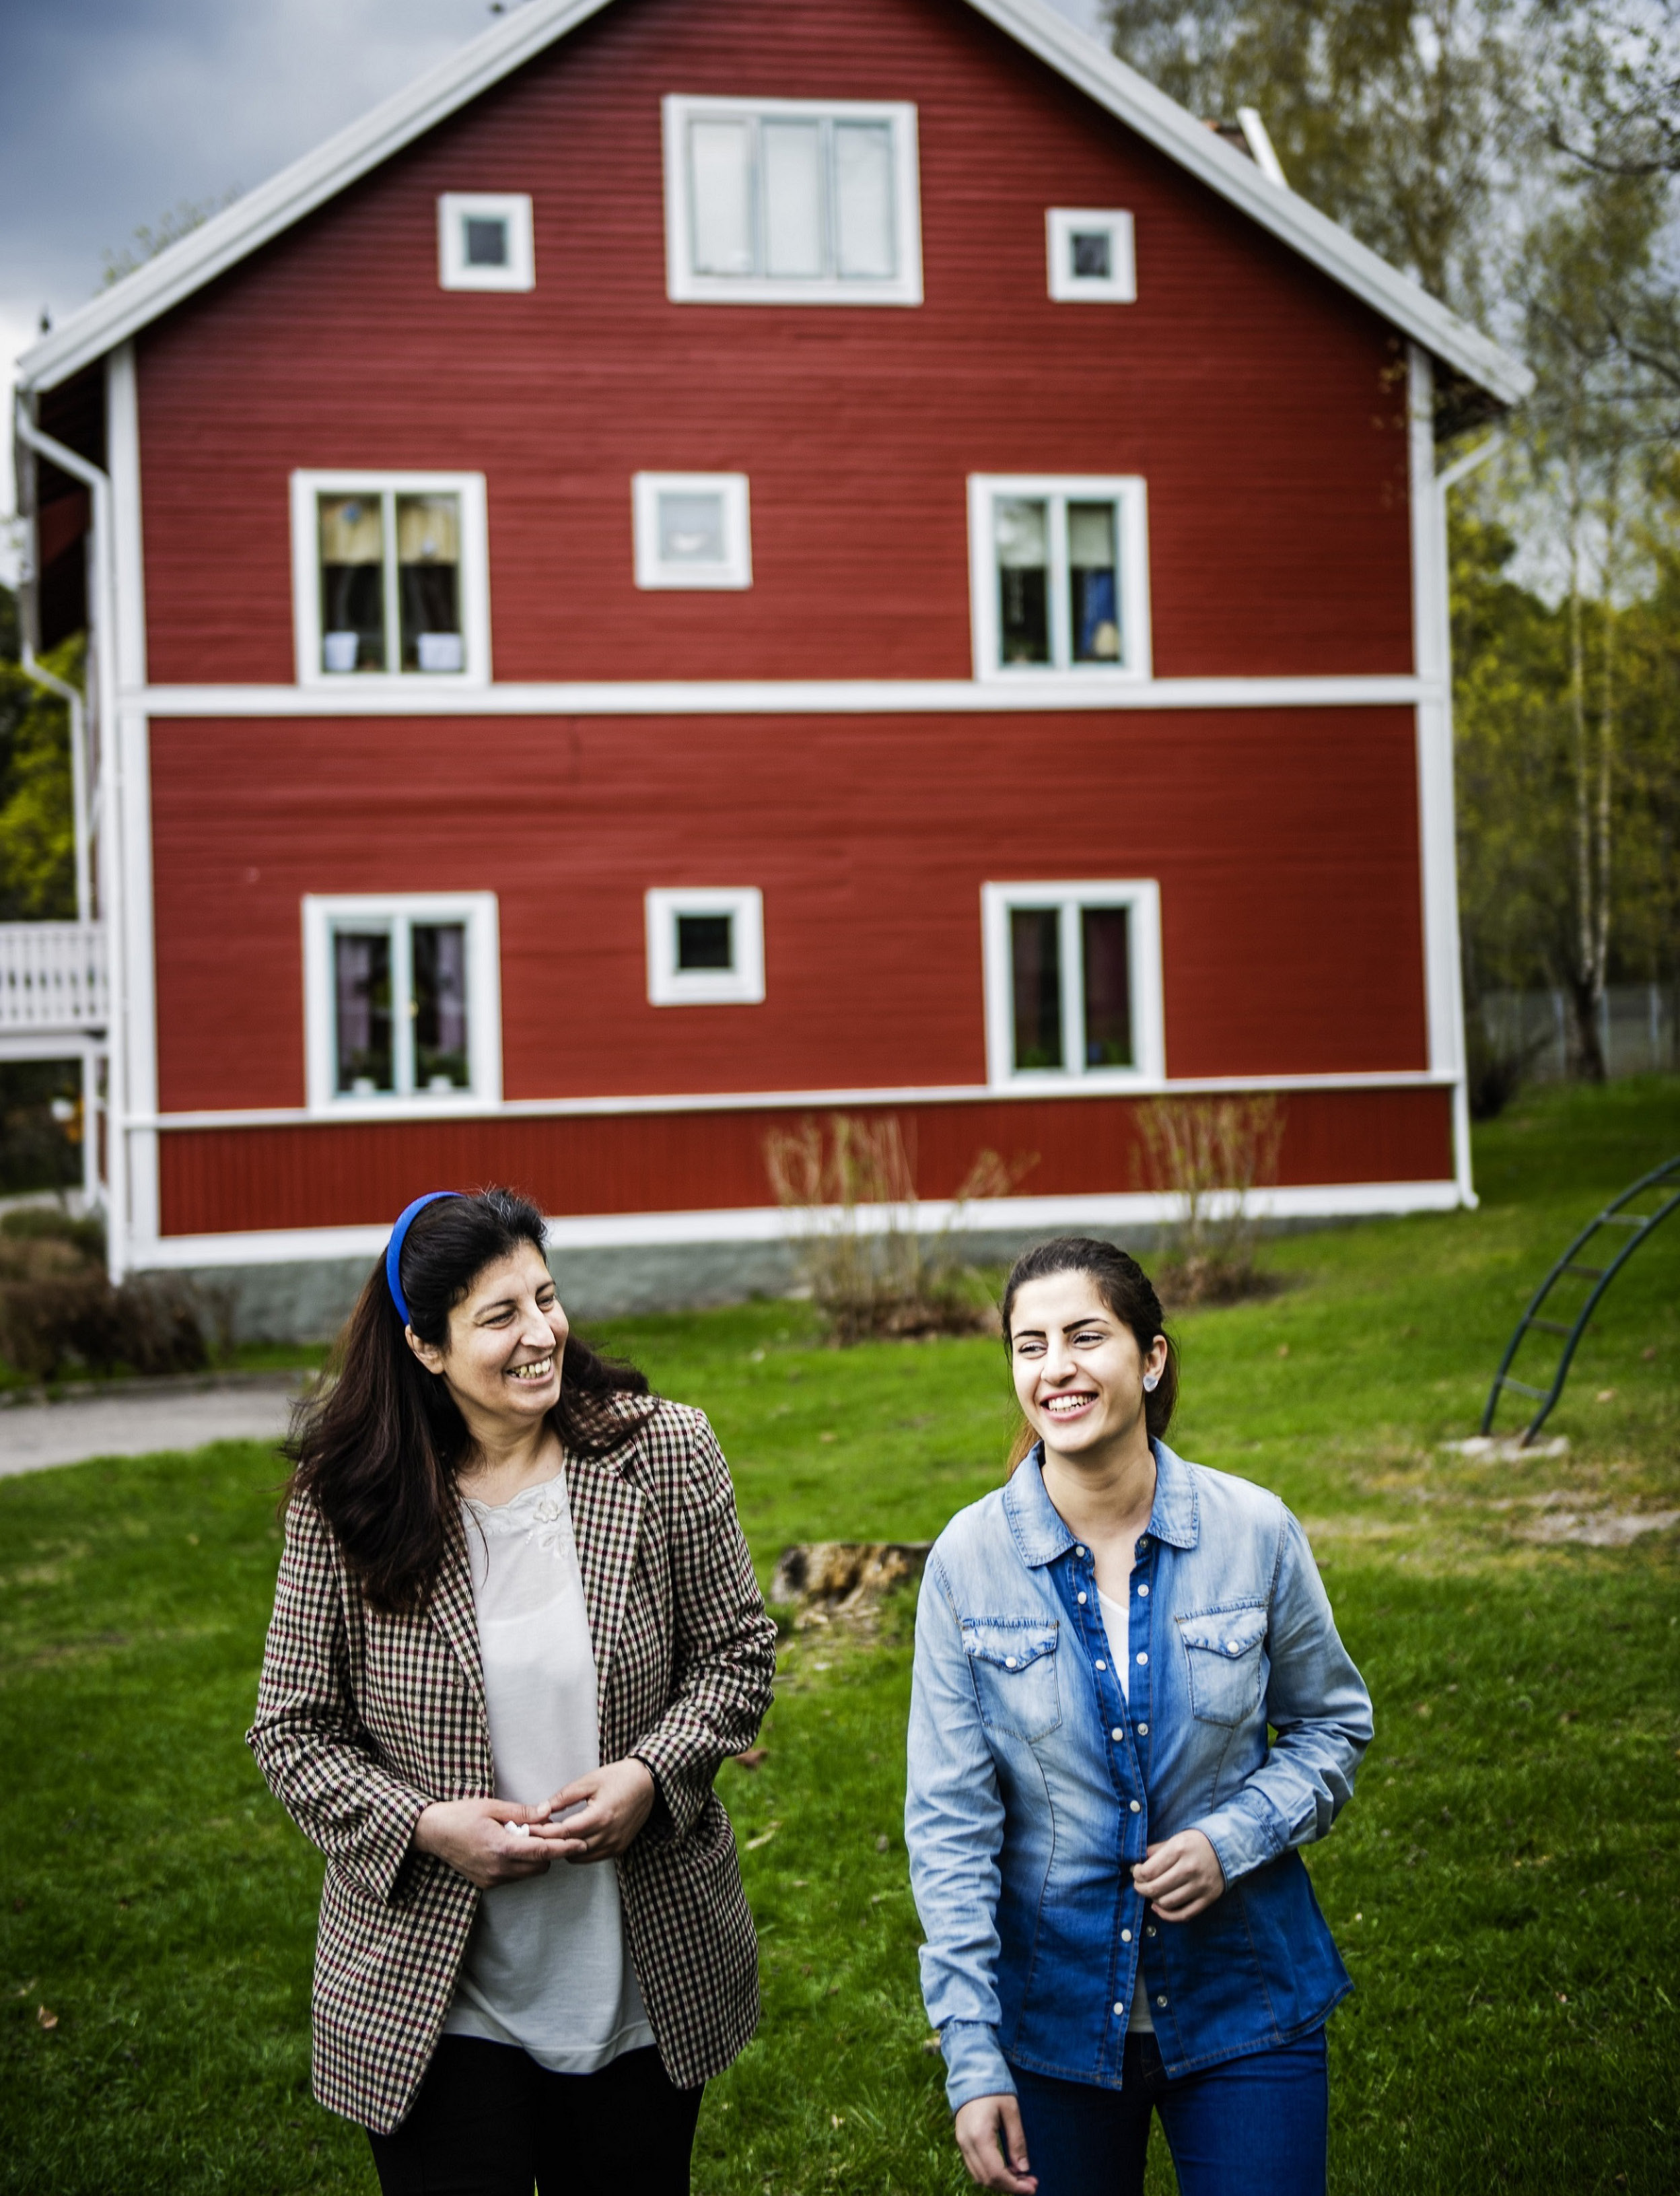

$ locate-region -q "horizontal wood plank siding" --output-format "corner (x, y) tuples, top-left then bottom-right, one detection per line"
(158, 1085), (1453, 1235)
(135, 0), (1414, 689)
(147, 705), (1428, 1113)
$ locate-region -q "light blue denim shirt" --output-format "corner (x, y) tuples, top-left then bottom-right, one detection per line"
(905, 1441), (1373, 2112)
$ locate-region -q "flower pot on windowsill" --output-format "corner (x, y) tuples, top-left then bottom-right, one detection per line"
(416, 632), (464, 673)
(323, 631), (359, 673)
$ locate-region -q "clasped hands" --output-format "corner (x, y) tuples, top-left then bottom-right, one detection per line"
(413, 1757), (656, 1890)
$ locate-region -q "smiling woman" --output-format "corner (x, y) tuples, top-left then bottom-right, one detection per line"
(905, 1236), (1374, 2196)
(248, 1185), (776, 2196)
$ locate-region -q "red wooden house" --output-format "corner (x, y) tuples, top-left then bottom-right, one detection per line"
(11, 0), (1528, 1327)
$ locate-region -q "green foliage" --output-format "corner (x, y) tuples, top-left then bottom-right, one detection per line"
(0, 585), (78, 924)
(1, 1081), (1676, 2193)
(100, 193), (241, 289)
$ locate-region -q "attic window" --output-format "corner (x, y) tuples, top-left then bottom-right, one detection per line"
(290, 470), (490, 685)
(438, 193), (534, 291)
(1046, 209), (1136, 302)
(645, 888), (765, 1004)
(662, 95), (922, 306)
(633, 473), (753, 589)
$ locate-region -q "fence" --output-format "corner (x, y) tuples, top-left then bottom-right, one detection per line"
(0, 924), (108, 1032)
(1479, 984), (1679, 1081)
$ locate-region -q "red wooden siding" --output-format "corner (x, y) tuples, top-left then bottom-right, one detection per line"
(134, 0), (1415, 689)
(158, 1085), (1452, 1237)
(148, 704), (1428, 1115)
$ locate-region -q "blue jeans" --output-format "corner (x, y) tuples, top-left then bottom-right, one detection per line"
(1010, 2026), (1328, 2196)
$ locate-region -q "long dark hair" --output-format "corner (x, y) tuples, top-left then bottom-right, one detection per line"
(287, 1186), (651, 1613)
(1000, 1235), (1179, 1471)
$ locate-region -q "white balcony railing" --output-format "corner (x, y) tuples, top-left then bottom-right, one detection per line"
(0, 922), (108, 1031)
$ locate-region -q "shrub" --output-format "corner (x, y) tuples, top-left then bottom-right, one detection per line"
(0, 1213), (209, 1380)
(1135, 1095), (1287, 1307)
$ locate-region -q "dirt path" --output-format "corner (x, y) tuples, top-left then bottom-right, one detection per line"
(0, 1375), (301, 1477)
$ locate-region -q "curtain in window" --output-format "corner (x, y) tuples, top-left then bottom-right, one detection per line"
(996, 499), (1051, 665)
(396, 494), (463, 672)
(1080, 906), (1133, 1066)
(413, 924), (469, 1089)
(334, 930), (393, 1091)
(1068, 502), (1119, 662)
(691, 119), (755, 274)
(834, 123), (895, 278)
(763, 122), (824, 276)
(318, 495), (386, 673)
(1010, 908), (1063, 1070)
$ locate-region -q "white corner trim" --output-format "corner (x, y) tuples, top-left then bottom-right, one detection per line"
(302, 891), (502, 1112)
(15, 0), (1527, 404)
(289, 469), (491, 689)
(1046, 209), (1136, 302)
(645, 886), (765, 1004)
(438, 192), (535, 289)
(131, 1175), (1465, 1268)
(981, 879), (1165, 1087)
(107, 345), (147, 691)
(632, 473), (753, 590)
(132, 673), (1434, 718)
(967, 475), (1152, 683)
(660, 94), (923, 307)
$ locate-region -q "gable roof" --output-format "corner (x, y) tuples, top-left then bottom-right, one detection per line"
(15, 0), (1531, 405)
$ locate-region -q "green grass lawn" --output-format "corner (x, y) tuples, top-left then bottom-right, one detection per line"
(2, 1078), (1677, 2194)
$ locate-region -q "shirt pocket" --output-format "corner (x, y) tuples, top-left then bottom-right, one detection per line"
(1177, 1604), (1269, 1726)
(960, 1618), (1062, 1741)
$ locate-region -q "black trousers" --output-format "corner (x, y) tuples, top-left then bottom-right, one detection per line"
(367, 2036), (704, 2196)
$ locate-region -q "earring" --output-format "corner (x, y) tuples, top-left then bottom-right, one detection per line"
(1142, 1371), (1160, 1392)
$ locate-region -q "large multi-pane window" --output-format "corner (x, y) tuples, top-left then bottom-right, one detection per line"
(291, 472), (489, 686)
(303, 895), (501, 1111)
(662, 96), (922, 305)
(982, 882), (1164, 1086)
(967, 476), (1151, 680)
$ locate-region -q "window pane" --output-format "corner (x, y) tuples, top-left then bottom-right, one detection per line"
(1010, 908), (1063, 1070)
(833, 123), (895, 277)
(318, 493), (386, 673)
(1071, 228), (1111, 279)
(334, 930), (393, 1092)
(676, 913), (734, 970)
(763, 121), (825, 276)
(396, 494), (463, 673)
(413, 923), (470, 1089)
(1068, 500), (1120, 663)
(995, 497), (1051, 666)
(658, 491), (727, 565)
(464, 215), (509, 267)
(691, 118), (757, 275)
(1081, 906), (1133, 1066)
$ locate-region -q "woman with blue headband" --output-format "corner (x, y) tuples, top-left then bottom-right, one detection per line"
(248, 1186), (775, 2195)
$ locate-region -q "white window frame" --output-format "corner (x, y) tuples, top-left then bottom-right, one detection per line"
(438, 193), (535, 291)
(290, 469), (491, 690)
(967, 474), (1152, 684)
(645, 887), (765, 1005)
(981, 881), (1164, 1089)
(632, 473), (753, 590)
(1046, 209), (1137, 302)
(302, 892), (502, 1116)
(662, 94), (923, 306)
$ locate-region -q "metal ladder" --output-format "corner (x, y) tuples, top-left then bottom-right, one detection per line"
(1481, 1154), (1680, 1445)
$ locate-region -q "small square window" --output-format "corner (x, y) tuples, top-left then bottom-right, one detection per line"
(646, 888), (765, 1005)
(304, 893), (501, 1112)
(982, 883), (1164, 1087)
(633, 473), (752, 590)
(1046, 209), (1136, 302)
(438, 193), (534, 291)
(968, 475), (1151, 681)
(291, 471), (490, 685)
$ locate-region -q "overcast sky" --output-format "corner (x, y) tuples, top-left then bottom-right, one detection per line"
(0, 0), (1106, 571)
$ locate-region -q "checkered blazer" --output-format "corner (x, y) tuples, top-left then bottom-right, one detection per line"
(247, 1399), (777, 2135)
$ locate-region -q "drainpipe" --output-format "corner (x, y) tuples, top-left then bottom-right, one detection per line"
(13, 396), (127, 1279)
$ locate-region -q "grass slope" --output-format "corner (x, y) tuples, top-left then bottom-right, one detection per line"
(1, 1078), (1677, 2193)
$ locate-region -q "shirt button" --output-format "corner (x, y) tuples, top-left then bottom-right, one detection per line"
(1078, 1592), (1088, 1605)
(1136, 1652), (1148, 1666)
(1113, 2001), (1124, 2017)
(1156, 1995), (1168, 2008)
(1227, 1641), (1240, 1655)
(1095, 1659), (1107, 1672)
(1129, 1799), (1142, 1814)
(1076, 1545), (1086, 1557)
(1005, 1656), (1018, 1668)
(1111, 1727), (1123, 1742)
(1121, 1928), (1132, 1943)
(1137, 1721), (1149, 1734)
(1138, 1584), (1150, 1598)
(1146, 1925), (1158, 1938)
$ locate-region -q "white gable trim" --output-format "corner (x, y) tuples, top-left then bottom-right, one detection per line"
(13, 0), (1529, 406)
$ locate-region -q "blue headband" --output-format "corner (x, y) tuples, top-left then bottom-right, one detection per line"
(386, 1191), (462, 1329)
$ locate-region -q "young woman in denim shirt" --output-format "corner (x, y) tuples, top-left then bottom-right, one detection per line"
(906, 1237), (1372, 2196)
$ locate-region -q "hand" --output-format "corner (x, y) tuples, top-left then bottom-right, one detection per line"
(412, 1797), (555, 1889)
(954, 2095), (1037, 2194)
(1133, 1828), (1226, 1921)
(533, 1758), (657, 1863)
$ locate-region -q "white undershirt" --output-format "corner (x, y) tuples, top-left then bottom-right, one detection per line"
(442, 1468), (654, 2072)
(1097, 1585), (1154, 2036)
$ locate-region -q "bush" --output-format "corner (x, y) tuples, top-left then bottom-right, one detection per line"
(1135, 1094), (1287, 1307)
(0, 1212), (209, 1380)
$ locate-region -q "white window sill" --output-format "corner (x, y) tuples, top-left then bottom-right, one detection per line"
(298, 671), (489, 696)
(993, 1068), (1163, 1094)
(308, 1092), (489, 1122)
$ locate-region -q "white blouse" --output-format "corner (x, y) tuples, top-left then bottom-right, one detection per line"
(442, 1468), (654, 2072)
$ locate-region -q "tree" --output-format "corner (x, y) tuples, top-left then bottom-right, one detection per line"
(0, 584), (77, 923)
